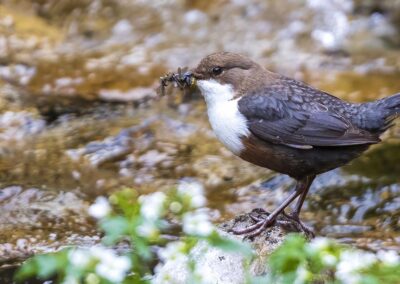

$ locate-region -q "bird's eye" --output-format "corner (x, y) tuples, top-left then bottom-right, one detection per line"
(211, 66), (223, 76)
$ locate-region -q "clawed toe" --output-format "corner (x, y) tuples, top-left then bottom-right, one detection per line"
(282, 212), (315, 238)
(297, 222), (315, 238)
(230, 211), (276, 237)
(248, 208), (269, 222)
(230, 209), (315, 238)
(230, 219), (265, 235)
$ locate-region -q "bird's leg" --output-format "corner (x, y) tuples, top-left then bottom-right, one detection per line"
(291, 175), (315, 219)
(284, 175), (316, 237)
(230, 178), (311, 237)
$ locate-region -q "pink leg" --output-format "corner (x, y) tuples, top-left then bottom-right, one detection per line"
(230, 176), (315, 237)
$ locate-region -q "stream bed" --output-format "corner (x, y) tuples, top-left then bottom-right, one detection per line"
(0, 0), (399, 281)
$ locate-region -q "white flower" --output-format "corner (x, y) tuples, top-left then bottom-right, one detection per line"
(88, 197), (111, 219)
(136, 221), (159, 238)
(96, 257), (131, 283)
(62, 276), (79, 284)
(152, 264), (173, 284)
(294, 265), (311, 284)
(153, 261), (190, 284)
(91, 247), (131, 283)
(336, 250), (377, 284)
(336, 272), (361, 284)
(68, 249), (91, 268)
(139, 192), (166, 220)
(377, 250), (400, 266)
(307, 237), (337, 266)
(66, 246), (132, 283)
(154, 242), (188, 283)
(90, 246), (114, 260)
(321, 253), (337, 266)
(308, 237), (330, 252)
(182, 211), (214, 237)
(158, 241), (187, 262)
(177, 180), (207, 208)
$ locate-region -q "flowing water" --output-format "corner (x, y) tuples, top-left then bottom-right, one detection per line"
(0, 0), (399, 281)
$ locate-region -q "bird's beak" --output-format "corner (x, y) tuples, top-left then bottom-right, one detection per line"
(190, 69), (207, 81)
(183, 71), (197, 87)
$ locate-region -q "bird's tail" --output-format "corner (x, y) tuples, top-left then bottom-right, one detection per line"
(358, 93), (400, 133)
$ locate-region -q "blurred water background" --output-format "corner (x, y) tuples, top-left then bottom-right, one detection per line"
(0, 0), (399, 278)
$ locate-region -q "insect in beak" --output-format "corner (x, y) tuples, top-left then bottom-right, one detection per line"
(183, 71), (196, 87)
(159, 67), (196, 96)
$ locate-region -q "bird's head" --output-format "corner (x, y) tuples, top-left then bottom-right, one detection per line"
(188, 52), (265, 104)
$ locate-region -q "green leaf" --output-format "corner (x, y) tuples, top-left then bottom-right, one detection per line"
(100, 216), (130, 245)
(268, 234), (308, 274)
(15, 258), (38, 281)
(15, 250), (68, 281)
(132, 235), (152, 260)
(110, 188), (140, 217)
(360, 263), (400, 284)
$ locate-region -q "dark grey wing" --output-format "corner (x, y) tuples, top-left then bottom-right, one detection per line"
(238, 83), (380, 149)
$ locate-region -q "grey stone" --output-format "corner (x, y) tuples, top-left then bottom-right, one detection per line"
(153, 212), (310, 284)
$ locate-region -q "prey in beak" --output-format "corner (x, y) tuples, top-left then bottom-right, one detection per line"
(158, 67), (196, 96)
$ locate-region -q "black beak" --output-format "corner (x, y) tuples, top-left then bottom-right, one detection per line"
(191, 70), (205, 80)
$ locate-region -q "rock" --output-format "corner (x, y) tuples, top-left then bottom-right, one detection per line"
(0, 111), (46, 143)
(98, 87), (155, 103)
(0, 186), (98, 264)
(153, 212), (312, 284)
(66, 117), (157, 167)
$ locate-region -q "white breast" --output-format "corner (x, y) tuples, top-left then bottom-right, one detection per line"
(197, 79), (250, 154)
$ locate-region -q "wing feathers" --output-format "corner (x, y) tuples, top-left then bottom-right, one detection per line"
(238, 91), (380, 149)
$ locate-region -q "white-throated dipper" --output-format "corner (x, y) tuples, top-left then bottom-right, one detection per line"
(162, 52), (400, 237)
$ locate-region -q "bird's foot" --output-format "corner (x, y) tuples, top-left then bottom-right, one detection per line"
(230, 208), (315, 238)
(230, 208), (276, 238)
(282, 212), (315, 238)
(248, 208), (269, 222)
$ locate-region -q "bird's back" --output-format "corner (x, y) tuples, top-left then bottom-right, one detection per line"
(274, 75), (400, 137)
(351, 93), (400, 134)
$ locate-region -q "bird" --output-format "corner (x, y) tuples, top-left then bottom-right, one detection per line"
(177, 52), (400, 237)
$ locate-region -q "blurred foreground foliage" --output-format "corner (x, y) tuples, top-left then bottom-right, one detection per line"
(15, 184), (400, 284)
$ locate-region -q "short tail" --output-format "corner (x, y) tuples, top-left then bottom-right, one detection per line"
(357, 93), (400, 133)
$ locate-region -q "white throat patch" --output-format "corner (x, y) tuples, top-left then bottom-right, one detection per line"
(197, 79), (250, 154)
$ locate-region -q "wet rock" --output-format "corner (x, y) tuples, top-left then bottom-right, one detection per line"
(112, 19), (133, 38)
(192, 155), (265, 188)
(0, 0), (399, 269)
(3, 0), (400, 107)
(22, 53), (165, 101)
(0, 186), (97, 263)
(0, 242), (33, 265)
(67, 130), (134, 167)
(154, 212), (312, 284)
(0, 4), (62, 64)
(321, 224), (373, 236)
(309, 169), (369, 193)
(0, 111), (45, 143)
(98, 87), (155, 103)
(138, 150), (169, 168)
(66, 118), (156, 167)
(0, 64), (36, 86)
